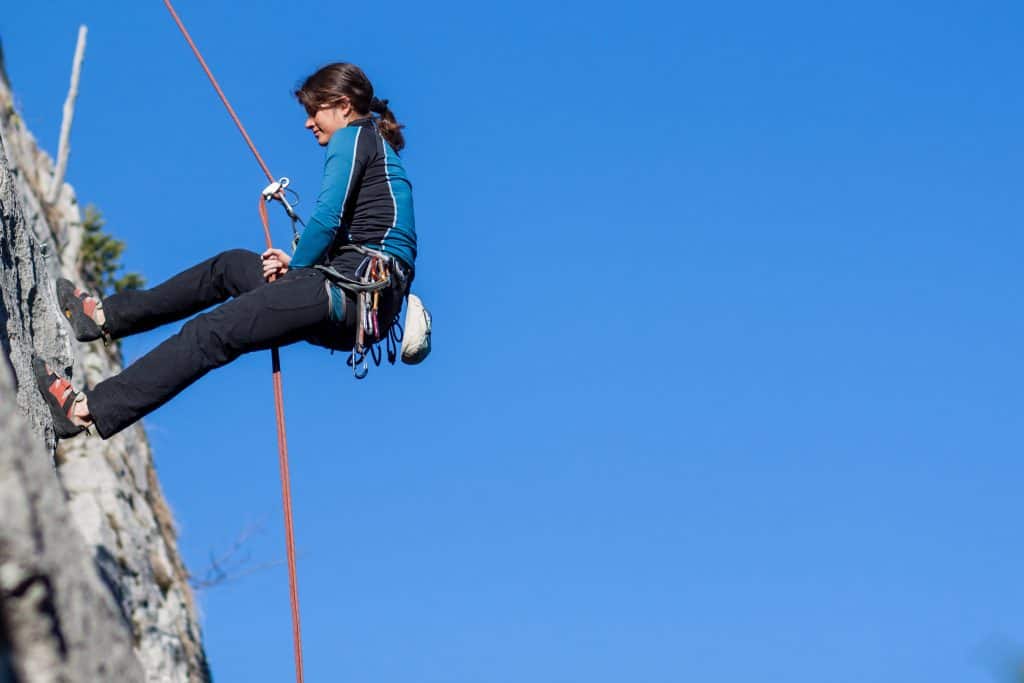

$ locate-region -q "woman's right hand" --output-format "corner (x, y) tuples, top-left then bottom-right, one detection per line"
(262, 248), (292, 282)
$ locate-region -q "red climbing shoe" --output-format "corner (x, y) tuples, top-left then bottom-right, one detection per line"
(57, 278), (108, 342)
(32, 357), (87, 439)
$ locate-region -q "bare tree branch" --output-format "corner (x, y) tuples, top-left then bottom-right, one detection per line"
(0, 37), (10, 88)
(189, 519), (291, 591)
(48, 25), (87, 204)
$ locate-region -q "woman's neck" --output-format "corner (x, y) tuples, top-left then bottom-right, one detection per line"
(342, 111), (370, 126)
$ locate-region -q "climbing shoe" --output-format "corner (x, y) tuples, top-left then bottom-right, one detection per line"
(57, 278), (108, 343)
(32, 357), (87, 439)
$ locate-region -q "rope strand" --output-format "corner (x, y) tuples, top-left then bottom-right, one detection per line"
(162, 3), (304, 681)
(162, 0), (274, 183)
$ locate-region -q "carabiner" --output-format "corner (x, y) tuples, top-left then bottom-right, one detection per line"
(261, 176), (290, 201)
(349, 348), (369, 380)
(262, 176), (300, 223)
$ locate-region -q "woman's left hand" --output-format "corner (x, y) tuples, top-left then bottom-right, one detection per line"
(262, 248), (292, 281)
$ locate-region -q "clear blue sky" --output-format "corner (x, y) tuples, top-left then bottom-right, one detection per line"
(4, 2), (1024, 681)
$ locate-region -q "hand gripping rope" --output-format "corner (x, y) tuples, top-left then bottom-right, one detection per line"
(161, 2), (306, 681)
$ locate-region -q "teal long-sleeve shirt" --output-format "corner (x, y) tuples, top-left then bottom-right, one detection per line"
(290, 119), (417, 269)
(290, 126), (362, 268)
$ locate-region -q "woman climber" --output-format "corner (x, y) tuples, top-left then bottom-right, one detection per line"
(34, 62), (417, 439)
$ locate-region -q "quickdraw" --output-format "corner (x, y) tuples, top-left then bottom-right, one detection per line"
(314, 245), (409, 380)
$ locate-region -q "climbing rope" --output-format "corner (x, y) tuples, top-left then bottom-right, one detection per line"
(160, 2), (305, 681)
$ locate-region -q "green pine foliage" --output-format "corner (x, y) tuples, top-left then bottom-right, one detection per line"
(80, 205), (144, 295)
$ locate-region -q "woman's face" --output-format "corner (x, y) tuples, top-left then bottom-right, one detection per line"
(305, 98), (355, 146)
(303, 94), (364, 146)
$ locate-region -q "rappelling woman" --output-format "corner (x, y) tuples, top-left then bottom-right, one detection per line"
(35, 62), (417, 439)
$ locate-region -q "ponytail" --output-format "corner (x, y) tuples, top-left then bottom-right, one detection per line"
(370, 96), (406, 153)
(295, 63), (407, 153)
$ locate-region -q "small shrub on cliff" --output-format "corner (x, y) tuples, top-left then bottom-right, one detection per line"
(80, 205), (144, 295)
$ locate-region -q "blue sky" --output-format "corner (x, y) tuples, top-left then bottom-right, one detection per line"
(4, 1), (1024, 681)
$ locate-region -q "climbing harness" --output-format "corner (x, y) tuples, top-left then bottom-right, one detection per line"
(315, 244), (409, 378)
(161, 2), (305, 680)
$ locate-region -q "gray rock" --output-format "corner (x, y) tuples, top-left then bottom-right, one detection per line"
(0, 45), (209, 682)
(0, 336), (143, 682)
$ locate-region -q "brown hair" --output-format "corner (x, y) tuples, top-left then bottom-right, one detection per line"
(294, 62), (406, 152)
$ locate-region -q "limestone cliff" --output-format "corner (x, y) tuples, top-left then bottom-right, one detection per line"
(0, 45), (209, 682)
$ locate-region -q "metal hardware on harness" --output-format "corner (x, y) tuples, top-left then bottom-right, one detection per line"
(313, 246), (395, 294)
(262, 176), (302, 236)
(352, 354), (369, 379)
(261, 176), (290, 199)
(315, 245), (407, 380)
(354, 252), (389, 379)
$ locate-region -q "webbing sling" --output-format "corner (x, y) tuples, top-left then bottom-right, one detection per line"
(160, 3), (305, 681)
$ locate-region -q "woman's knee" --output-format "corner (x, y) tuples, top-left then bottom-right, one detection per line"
(211, 249), (264, 296)
(216, 248), (260, 267)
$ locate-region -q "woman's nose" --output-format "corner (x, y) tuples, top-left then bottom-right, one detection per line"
(305, 117), (314, 128)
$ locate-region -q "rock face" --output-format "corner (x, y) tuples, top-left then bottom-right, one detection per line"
(0, 47), (209, 682)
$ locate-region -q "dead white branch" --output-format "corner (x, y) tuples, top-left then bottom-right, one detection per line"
(48, 25), (87, 204)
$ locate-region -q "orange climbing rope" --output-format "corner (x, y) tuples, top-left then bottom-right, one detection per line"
(161, 2), (304, 681)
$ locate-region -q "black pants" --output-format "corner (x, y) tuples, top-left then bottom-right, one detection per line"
(86, 249), (356, 439)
